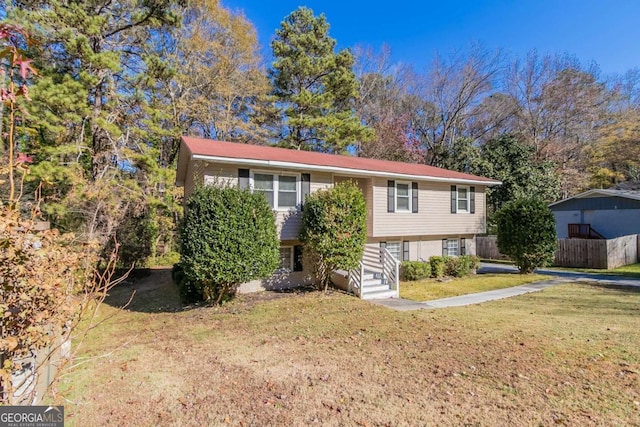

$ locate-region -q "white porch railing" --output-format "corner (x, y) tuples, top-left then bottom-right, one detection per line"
(349, 245), (399, 299)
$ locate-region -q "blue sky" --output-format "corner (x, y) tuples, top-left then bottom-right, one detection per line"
(223, 0), (639, 76)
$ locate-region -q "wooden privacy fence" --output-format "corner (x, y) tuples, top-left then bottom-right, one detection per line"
(476, 234), (640, 269)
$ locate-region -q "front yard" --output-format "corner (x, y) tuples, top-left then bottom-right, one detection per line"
(400, 273), (553, 301)
(59, 270), (640, 426)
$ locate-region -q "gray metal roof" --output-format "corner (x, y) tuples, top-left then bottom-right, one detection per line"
(549, 189), (640, 207)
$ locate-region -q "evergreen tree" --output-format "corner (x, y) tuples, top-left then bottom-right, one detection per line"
(7, 1), (180, 248)
(478, 134), (560, 212)
(495, 197), (557, 273)
(270, 7), (373, 153)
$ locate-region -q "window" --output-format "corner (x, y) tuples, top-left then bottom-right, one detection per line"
(278, 245), (303, 272)
(457, 187), (469, 212)
(396, 183), (410, 211)
(252, 172), (299, 209)
(385, 241), (401, 261)
(388, 180), (418, 213)
(442, 238), (460, 256)
(278, 175), (297, 208)
(278, 246), (293, 272)
(451, 185), (475, 214)
(254, 173), (275, 207)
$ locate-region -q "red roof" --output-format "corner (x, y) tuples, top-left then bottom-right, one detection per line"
(178, 136), (500, 185)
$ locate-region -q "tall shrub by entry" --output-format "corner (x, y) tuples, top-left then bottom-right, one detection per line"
(300, 181), (367, 291)
(179, 185), (279, 304)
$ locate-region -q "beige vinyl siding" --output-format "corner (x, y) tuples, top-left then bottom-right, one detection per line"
(310, 171), (333, 192)
(365, 179), (374, 236)
(202, 163), (239, 187)
(183, 160), (195, 202)
(184, 160), (206, 201)
(277, 210), (301, 240)
(196, 161), (334, 240)
(371, 178), (487, 237)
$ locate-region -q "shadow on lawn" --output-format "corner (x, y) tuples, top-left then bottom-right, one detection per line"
(104, 268), (185, 313)
(582, 282), (640, 295)
(104, 268), (319, 314)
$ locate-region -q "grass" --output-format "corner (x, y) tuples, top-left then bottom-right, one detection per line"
(548, 263), (640, 278)
(400, 273), (553, 301)
(483, 259), (640, 278)
(56, 270), (640, 426)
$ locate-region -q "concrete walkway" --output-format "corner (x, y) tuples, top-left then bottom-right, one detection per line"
(370, 262), (640, 312)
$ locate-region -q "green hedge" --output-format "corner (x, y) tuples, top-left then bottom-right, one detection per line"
(300, 181), (367, 291)
(444, 255), (481, 278)
(400, 261), (432, 281)
(401, 255), (481, 281)
(430, 256), (445, 278)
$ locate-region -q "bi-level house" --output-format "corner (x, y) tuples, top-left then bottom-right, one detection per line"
(176, 137), (501, 299)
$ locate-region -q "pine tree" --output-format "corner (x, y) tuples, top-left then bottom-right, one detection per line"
(7, 0), (180, 257)
(270, 7), (372, 153)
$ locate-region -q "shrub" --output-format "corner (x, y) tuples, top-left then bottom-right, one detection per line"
(300, 181), (367, 291)
(400, 261), (432, 281)
(468, 255), (481, 272)
(171, 263), (202, 304)
(444, 256), (466, 277)
(179, 185), (280, 304)
(443, 255), (480, 278)
(495, 197), (557, 273)
(430, 256), (445, 278)
(0, 208), (97, 404)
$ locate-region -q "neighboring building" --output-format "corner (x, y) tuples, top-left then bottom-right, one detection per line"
(176, 137), (501, 298)
(550, 189), (640, 239)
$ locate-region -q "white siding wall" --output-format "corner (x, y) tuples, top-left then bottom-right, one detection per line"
(553, 210), (581, 238)
(371, 178), (487, 237)
(584, 209), (640, 238)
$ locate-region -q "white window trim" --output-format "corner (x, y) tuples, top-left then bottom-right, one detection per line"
(277, 246), (294, 273)
(457, 186), (470, 214)
(250, 170), (301, 211)
(395, 181), (412, 213)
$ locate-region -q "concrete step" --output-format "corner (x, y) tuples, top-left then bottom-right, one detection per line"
(361, 289), (398, 300)
(361, 283), (390, 293)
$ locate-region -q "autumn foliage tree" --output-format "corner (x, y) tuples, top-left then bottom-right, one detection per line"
(0, 24), (113, 405)
(0, 23), (36, 208)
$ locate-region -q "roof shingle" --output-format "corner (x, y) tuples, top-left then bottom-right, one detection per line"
(179, 136), (500, 185)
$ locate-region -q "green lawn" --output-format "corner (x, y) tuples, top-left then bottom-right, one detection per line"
(56, 270), (640, 426)
(548, 263), (640, 278)
(400, 273), (553, 301)
(483, 259), (640, 278)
